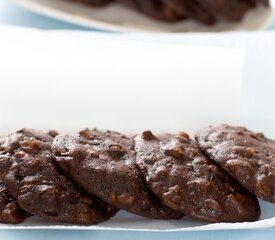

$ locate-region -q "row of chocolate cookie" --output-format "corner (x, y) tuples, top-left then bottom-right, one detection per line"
(0, 129), (181, 224)
(0, 129), (120, 224)
(1, 125), (273, 225)
(69, 0), (269, 24)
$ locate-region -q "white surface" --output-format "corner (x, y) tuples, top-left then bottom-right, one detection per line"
(12, 0), (275, 32)
(0, 26), (275, 231)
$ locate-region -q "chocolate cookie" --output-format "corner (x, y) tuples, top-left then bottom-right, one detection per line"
(163, 0), (216, 25)
(0, 180), (30, 224)
(0, 137), (30, 224)
(134, 131), (260, 222)
(250, 0), (269, 6)
(196, 124), (275, 203)
(0, 129), (117, 224)
(195, 0), (254, 21)
(68, 0), (269, 24)
(52, 128), (183, 220)
(118, 0), (183, 22)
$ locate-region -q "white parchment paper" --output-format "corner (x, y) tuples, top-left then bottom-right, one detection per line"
(0, 26), (244, 135)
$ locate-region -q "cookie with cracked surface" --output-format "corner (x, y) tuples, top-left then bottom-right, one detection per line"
(0, 129), (117, 225)
(134, 130), (260, 222)
(196, 124), (275, 203)
(52, 128), (183, 220)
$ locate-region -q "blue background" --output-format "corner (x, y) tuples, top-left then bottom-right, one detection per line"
(0, 0), (90, 30)
(1, 229), (275, 240)
(1, 0), (275, 239)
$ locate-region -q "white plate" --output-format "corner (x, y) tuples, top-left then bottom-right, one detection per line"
(1, 26), (275, 232)
(12, 0), (275, 32)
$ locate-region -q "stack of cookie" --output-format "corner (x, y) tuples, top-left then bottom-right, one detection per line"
(0, 124), (274, 225)
(67, 0), (269, 24)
